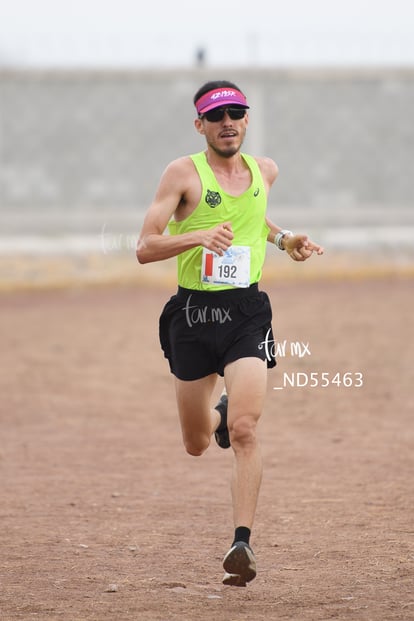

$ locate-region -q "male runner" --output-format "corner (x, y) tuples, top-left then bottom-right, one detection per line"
(137, 80), (323, 586)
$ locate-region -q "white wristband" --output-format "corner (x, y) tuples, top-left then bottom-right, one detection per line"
(274, 230), (293, 251)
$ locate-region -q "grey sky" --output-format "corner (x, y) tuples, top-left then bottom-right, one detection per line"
(0, 0), (413, 67)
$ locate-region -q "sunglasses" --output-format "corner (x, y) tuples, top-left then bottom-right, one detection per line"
(200, 107), (247, 122)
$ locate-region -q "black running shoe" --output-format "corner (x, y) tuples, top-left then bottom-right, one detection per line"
(222, 541), (257, 587)
(214, 393), (230, 449)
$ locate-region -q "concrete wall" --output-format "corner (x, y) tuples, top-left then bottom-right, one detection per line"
(0, 68), (413, 234)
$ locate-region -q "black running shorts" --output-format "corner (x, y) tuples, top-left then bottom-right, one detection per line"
(159, 283), (276, 381)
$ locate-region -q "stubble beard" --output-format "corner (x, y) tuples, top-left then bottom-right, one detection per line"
(207, 133), (245, 159)
(209, 144), (239, 158)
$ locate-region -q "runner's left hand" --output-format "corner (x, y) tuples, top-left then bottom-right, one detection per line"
(284, 234), (324, 261)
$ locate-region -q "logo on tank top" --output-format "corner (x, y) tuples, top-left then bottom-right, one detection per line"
(205, 189), (222, 208)
(254, 188), (260, 197)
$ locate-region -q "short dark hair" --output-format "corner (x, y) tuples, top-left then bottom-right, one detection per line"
(193, 80), (245, 106)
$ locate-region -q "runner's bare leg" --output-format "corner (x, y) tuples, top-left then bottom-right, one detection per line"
(224, 357), (267, 529)
(175, 374), (221, 456)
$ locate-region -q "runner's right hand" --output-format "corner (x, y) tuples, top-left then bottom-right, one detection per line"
(201, 222), (233, 256)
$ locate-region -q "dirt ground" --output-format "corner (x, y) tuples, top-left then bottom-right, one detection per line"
(1, 276), (413, 621)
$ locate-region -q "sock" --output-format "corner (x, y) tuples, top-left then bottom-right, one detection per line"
(233, 526), (251, 546)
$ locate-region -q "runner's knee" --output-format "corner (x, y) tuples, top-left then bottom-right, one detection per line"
(229, 414), (258, 448)
(183, 433), (210, 457)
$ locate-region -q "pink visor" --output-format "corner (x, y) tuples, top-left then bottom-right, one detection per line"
(195, 87), (249, 114)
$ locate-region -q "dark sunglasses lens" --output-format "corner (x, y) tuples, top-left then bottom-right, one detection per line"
(204, 108), (225, 122)
(228, 108), (246, 120)
(203, 107), (246, 122)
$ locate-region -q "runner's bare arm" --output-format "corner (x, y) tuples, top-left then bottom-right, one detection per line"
(256, 158), (296, 245)
(136, 159), (234, 264)
(256, 156), (279, 193)
(255, 156), (323, 260)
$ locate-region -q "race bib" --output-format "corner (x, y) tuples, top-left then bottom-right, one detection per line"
(201, 246), (250, 288)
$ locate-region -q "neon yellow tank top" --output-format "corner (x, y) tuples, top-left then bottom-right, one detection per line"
(168, 151), (270, 291)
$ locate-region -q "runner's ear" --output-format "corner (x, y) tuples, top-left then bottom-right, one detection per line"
(195, 118), (205, 135)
